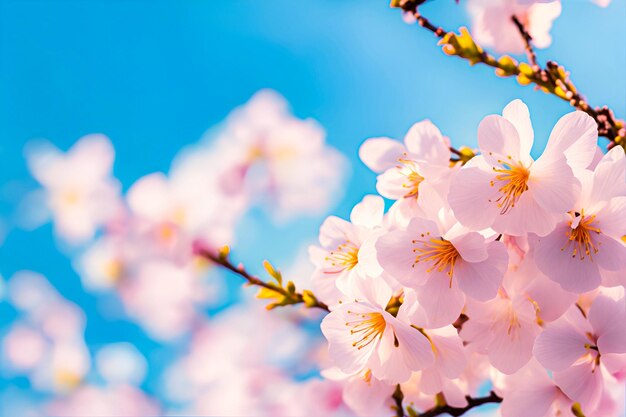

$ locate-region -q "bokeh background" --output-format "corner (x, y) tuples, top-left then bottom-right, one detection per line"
(1, 0), (625, 415)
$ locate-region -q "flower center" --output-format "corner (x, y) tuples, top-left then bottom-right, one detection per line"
(562, 212), (601, 261)
(489, 159), (530, 214)
(412, 233), (460, 286)
(346, 311), (386, 350)
(325, 241), (359, 272)
(398, 158), (424, 198)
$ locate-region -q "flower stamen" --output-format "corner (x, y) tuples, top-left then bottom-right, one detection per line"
(346, 311), (386, 350)
(561, 212), (601, 261)
(412, 233), (460, 287)
(489, 159), (530, 214)
(325, 240), (359, 273)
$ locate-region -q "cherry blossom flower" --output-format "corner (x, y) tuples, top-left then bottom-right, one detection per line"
(25, 134), (121, 243)
(320, 278), (435, 383)
(532, 146), (626, 293)
(309, 195), (389, 302)
(46, 385), (160, 416)
(376, 215), (508, 326)
(359, 120), (453, 219)
(499, 359), (573, 417)
(533, 292), (626, 412)
(449, 99), (598, 236)
(213, 90), (347, 220)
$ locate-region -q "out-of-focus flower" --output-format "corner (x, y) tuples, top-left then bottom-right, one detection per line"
(46, 385), (160, 417)
(3, 271), (90, 393)
(212, 89), (348, 220)
(25, 134), (121, 243)
(467, 0), (562, 54)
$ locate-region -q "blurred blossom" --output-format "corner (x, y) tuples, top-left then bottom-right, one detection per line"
(95, 343), (147, 386)
(25, 134), (122, 244)
(467, 0), (562, 53)
(202, 89), (348, 221)
(46, 385), (160, 417)
(3, 271), (90, 393)
(161, 304), (339, 416)
(119, 260), (206, 340)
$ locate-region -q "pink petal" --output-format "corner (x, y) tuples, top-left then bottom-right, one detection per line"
(533, 223), (602, 293)
(403, 120), (450, 166)
(127, 173), (170, 221)
(320, 304), (380, 375)
(533, 319), (588, 371)
(490, 189), (559, 237)
(589, 146), (626, 203)
(390, 315), (435, 371)
(502, 99), (534, 161)
(588, 295), (626, 355)
(477, 115), (522, 166)
(359, 138), (405, 173)
(455, 241), (507, 301)
(486, 300), (540, 374)
(529, 154), (579, 214)
(428, 326), (467, 379)
(414, 276), (466, 329)
(449, 231), (488, 263)
(553, 359), (603, 412)
(318, 216), (360, 249)
(543, 111), (598, 171)
(350, 195), (385, 229)
(448, 157), (501, 230)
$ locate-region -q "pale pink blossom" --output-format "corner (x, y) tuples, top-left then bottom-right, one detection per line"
(449, 100), (597, 236)
(499, 359), (573, 417)
(376, 216), (508, 326)
(46, 385), (160, 416)
(467, 0), (562, 54)
(214, 90), (347, 220)
(533, 293), (626, 412)
(25, 134), (121, 243)
(309, 195), (389, 303)
(532, 146), (626, 293)
(119, 260), (205, 340)
(320, 279), (435, 383)
(321, 367), (395, 417)
(359, 120), (453, 219)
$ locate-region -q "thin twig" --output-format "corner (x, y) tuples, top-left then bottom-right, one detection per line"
(511, 15), (538, 67)
(415, 391), (503, 417)
(393, 0), (626, 147)
(195, 246), (330, 312)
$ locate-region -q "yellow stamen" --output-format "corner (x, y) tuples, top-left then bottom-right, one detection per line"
(561, 212), (601, 261)
(398, 157), (424, 198)
(489, 159), (530, 214)
(346, 311), (386, 350)
(325, 241), (359, 272)
(412, 233), (460, 286)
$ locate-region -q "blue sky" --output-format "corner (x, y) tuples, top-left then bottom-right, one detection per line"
(0, 0), (624, 409)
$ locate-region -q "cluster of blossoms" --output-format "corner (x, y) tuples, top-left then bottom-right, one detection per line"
(311, 100), (626, 417)
(1, 271), (159, 416)
(23, 90), (345, 341)
(3, 90), (352, 416)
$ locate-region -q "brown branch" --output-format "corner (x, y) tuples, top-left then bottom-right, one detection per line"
(195, 245), (330, 312)
(392, 385), (405, 417)
(415, 391), (502, 417)
(392, 0), (626, 148)
(511, 15), (538, 67)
